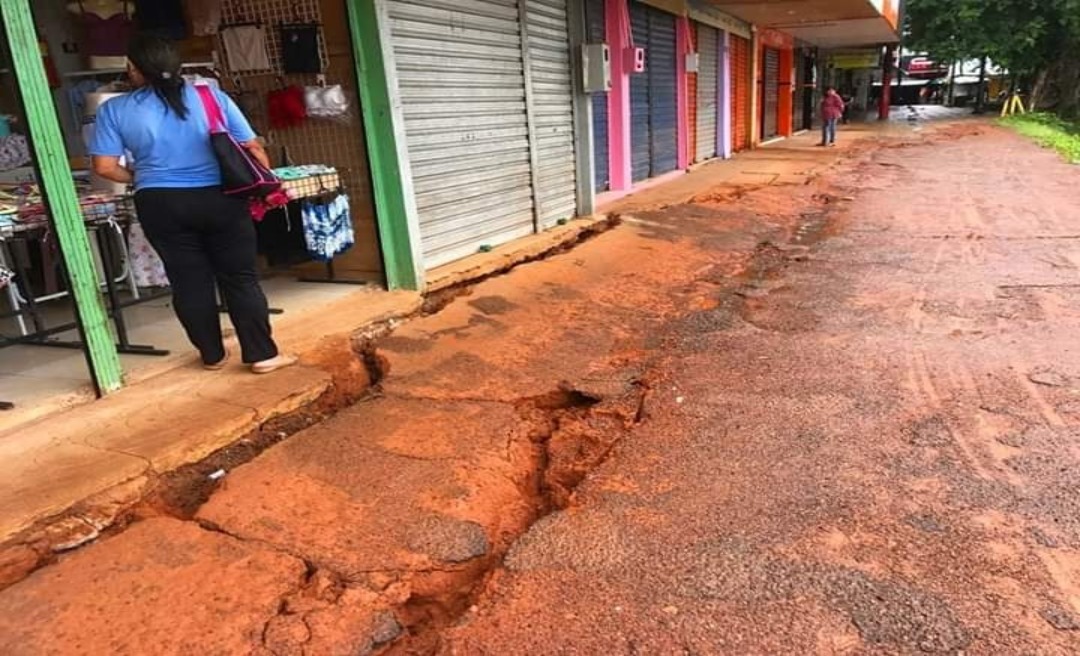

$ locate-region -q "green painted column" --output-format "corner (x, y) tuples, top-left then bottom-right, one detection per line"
(0, 0), (123, 394)
(345, 0), (424, 290)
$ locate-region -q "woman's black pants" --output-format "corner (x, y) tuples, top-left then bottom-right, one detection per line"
(134, 187), (278, 365)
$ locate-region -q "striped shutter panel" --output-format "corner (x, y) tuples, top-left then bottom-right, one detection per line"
(629, 2), (651, 182)
(387, 0), (535, 269)
(647, 8), (677, 176)
(687, 23), (698, 164)
(793, 50), (806, 132)
(695, 23), (718, 161)
(730, 33), (750, 152)
(525, 0), (578, 229)
(762, 48), (780, 139)
(585, 0), (608, 191)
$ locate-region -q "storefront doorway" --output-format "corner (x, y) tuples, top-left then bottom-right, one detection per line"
(729, 33), (751, 152)
(629, 0), (678, 183)
(1, 0), (383, 419)
(761, 47), (780, 141)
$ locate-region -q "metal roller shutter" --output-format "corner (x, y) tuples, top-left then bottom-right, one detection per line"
(762, 47), (780, 140)
(629, 1), (677, 182)
(730, 33), (750, 151)
(525, 0), (578, 229)
(584, 0), (608, 191)
(387, 0), (535, 269)
(695, 23), (718, 161)
(629, 2), (651, 182)
(793, 49), (806, 132)
(647, 9), (677, 176)
(688, 55), (697, 163)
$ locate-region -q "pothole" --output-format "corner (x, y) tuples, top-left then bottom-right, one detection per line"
(386, 378), (651, 653)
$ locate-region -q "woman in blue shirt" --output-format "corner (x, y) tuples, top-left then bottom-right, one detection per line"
(92, 35), (295, 374)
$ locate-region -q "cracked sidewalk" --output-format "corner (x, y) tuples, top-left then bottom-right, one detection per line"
(0, 289), (423, 551)
(0, 127), (885, 653)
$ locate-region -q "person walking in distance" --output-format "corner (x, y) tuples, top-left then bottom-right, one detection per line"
(91, 35), (296, 374)
(820, 87), (846, 147)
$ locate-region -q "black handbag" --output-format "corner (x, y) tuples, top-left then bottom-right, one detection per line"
(195, 84), (281, 199)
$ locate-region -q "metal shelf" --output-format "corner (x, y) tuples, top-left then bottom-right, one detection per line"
(62, 62), (216, 79)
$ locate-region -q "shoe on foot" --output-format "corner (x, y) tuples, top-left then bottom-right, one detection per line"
(203, 350), (231, 371)
(251, 354), (298, 375)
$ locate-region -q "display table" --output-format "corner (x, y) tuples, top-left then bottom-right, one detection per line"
(0, 187), (169, 357)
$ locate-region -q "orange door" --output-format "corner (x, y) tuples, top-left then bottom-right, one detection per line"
(730, 34), (750, 152)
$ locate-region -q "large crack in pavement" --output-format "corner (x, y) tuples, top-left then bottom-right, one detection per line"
(0, 129), (883, 655)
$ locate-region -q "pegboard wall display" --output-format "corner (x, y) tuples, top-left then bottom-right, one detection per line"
(216, 0), (381, 281)
(219, 0), (329, 77)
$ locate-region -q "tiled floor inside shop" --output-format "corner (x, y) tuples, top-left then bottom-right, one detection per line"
(0, 276), (368, 410)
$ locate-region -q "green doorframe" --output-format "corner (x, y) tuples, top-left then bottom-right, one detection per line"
(345, 0), (425, 291)
(0, 0), (123, 394)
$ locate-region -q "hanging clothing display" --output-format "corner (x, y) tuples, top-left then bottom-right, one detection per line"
(255, 207), (308, 267)
(67, 79), (104, 133)
(134, 0), (187, 40)
(304, 85), (349, 118)
(0, 135), (31, 171)
(185, 0), (222, 36)
(70, 0), (133, 69)
(126, 222), (169, 288)
(267, 85), (307, 129)
(280, 24), (322, 74)
(220, 24), (272, 73)
(301, 193), (354, 262)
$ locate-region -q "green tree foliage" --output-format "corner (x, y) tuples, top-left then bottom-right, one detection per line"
(905, 0), (1080, 115)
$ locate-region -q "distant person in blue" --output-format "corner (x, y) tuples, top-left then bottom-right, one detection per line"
(91, 35), (295, 374)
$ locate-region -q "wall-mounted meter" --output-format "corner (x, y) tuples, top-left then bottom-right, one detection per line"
(686, 52), (700, 73)
(582, 43), (611, 93)
(628, 46), (646, 73)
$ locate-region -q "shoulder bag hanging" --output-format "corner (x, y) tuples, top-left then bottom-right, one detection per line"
(194, 83), (281, 199)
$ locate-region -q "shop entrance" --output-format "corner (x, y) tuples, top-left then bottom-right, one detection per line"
(729, 33), (750, 152)
(629, 0), (678, 183)
(1, 0), (382, 419)
(761, 47), (780, 140)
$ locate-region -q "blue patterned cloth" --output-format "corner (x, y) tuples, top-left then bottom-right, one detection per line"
(300, 194), (354, 262)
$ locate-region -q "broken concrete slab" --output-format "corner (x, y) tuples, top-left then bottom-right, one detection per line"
(0, 518), (306, 655)
(0, 438), (148, 543)
(0, 366), (330, 545)
(0, 288), (423, 555)
(197, 397), (538, 580)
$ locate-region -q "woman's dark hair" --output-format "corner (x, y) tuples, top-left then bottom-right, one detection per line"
(127, 34), (188, 119)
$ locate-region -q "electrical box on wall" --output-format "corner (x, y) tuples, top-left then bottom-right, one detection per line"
(686, 52), (700, 73)
(582, 43), (611, 93)
(628, 47), (646, 73)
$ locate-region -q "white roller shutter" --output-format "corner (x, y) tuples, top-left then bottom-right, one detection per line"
(524, 0), (578, 229)
(387, 0), (536, 268)
(695, 24), (718, 161)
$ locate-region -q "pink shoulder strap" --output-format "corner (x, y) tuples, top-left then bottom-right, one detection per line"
(195, 84), (226, 133)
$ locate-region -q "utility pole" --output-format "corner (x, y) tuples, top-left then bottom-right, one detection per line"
(947, 60), (957, 107)
(974, 55), (988, 114)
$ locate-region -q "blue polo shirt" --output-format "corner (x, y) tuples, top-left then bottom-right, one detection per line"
(90, 84), (257, 191)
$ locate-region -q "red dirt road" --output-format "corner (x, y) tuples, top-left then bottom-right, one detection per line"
(442, 125), (1080, 654)
(2, 122), (1080, 654)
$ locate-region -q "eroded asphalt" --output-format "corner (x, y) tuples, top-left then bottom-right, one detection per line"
(2, 122), (1080, 655)
(441, 124), (1080, 654)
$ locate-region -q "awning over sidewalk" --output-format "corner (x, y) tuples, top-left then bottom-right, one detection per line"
(706, 0), (900, 47)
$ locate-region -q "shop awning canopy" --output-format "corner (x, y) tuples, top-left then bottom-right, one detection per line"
(705, 0), (900, 48)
